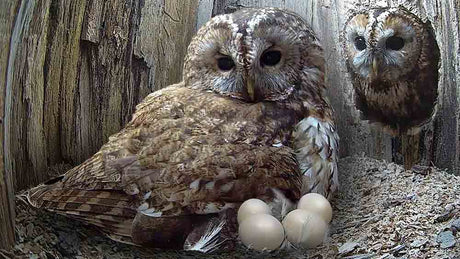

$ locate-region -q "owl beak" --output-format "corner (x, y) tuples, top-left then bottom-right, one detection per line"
(246, 78), (255, 101)
(371, 58), (379, 78)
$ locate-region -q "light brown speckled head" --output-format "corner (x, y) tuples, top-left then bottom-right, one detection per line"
(184, 8), (325, 104)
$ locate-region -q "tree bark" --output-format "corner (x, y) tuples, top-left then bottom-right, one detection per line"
(4, 0), (199, 191)
(0, 0), (20, 249)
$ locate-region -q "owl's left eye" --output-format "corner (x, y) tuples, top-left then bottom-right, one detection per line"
(354, 36), (366, 51)
(217, 56), (235, 71)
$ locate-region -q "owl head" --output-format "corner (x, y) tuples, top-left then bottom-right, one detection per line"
(183, 8), (325, 103)
(343, 7), (429, 82)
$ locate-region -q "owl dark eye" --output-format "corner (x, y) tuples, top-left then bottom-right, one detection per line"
(217, 56), (235, 71)
(260, 50), (282, 67)
(354, 36), (366, 51)
(386, 36), (405, 50)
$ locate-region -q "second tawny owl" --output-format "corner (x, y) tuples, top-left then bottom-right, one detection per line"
(343, 7), (440, 134)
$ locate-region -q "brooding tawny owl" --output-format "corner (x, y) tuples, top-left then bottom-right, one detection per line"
(343, 7), (440, 134)
(27, 8), (338, 251)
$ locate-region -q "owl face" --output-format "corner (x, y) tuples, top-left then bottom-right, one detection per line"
(184, 8), (324, 103)
(343, 8), (424, 81)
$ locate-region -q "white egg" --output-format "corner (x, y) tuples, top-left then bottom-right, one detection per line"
(282, 209), (327, 248)
(238, 214), (285, 251)
(297, 193), (332, 223)
(237, 198), (271, 224)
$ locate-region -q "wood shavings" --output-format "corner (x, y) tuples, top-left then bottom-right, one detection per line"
(410, 238), (428, 248)
(315, 156), (459, 258)
(436, 231), (456, 249)
(338, 241), (360, 255)
(3, 156), (459, 258)
(342, 254), (374, 259)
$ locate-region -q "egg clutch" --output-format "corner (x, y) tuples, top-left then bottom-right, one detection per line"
(237, 193), (332, 251)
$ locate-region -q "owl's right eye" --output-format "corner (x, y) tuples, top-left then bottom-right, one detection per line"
(260, 50), (282, 67)
(354, 36), (366, 51)
(217, 56), (235, 71)
(386, 36), (405, 50)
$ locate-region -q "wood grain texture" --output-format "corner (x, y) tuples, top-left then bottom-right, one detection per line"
(0, 0), (20, 249)
(5, 0), (200, 191)
(432, 0), (460, 174)
(195, 0), (214, 31)
(6, 0), (50, 190)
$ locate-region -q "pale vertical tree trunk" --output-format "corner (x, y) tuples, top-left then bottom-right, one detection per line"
(0, 0), (20, 250)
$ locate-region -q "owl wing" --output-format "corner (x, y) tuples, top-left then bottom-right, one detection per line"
(27, 83), (303, 247)
(292, 116), (339, 199)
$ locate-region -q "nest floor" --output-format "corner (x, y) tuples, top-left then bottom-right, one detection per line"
(1, 156), (459, 259)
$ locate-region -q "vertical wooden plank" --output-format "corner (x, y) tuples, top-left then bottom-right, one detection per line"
(135, 0), (200, 91)
(6, 0), (51, 190)
(60, 0), (90, 164)
(153, 0), (200, 90)
(71, 0), (200, 166)
(78, 0), (122, 161)
(210, 0), (234, 16)
(43, 0), (78, 166)
(432, 0), (459, 174)
(402, 133), (421, 169)
(133, 0), (163, 94)
(23, 0), (51, 183)
(196, 0), (214, 31)
(0, 0), (20, 249)
(70, 0), (129, 163)
(0, 154), (15, 249)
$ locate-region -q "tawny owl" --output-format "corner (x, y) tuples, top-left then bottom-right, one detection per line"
(343, 7), (440, 134)
(27, 8), (338, 251)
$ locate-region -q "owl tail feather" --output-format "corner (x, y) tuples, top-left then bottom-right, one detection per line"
(25, 177), (138, 243)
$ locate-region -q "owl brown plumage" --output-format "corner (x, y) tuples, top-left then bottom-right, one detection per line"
(27, 8), (338, 251)
(343, 7), (440, 134)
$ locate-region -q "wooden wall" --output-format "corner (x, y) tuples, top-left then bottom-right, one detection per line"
(0, 0), (19, 250)
(3, 0), (199, 191)
(1, 0), (458, 249)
